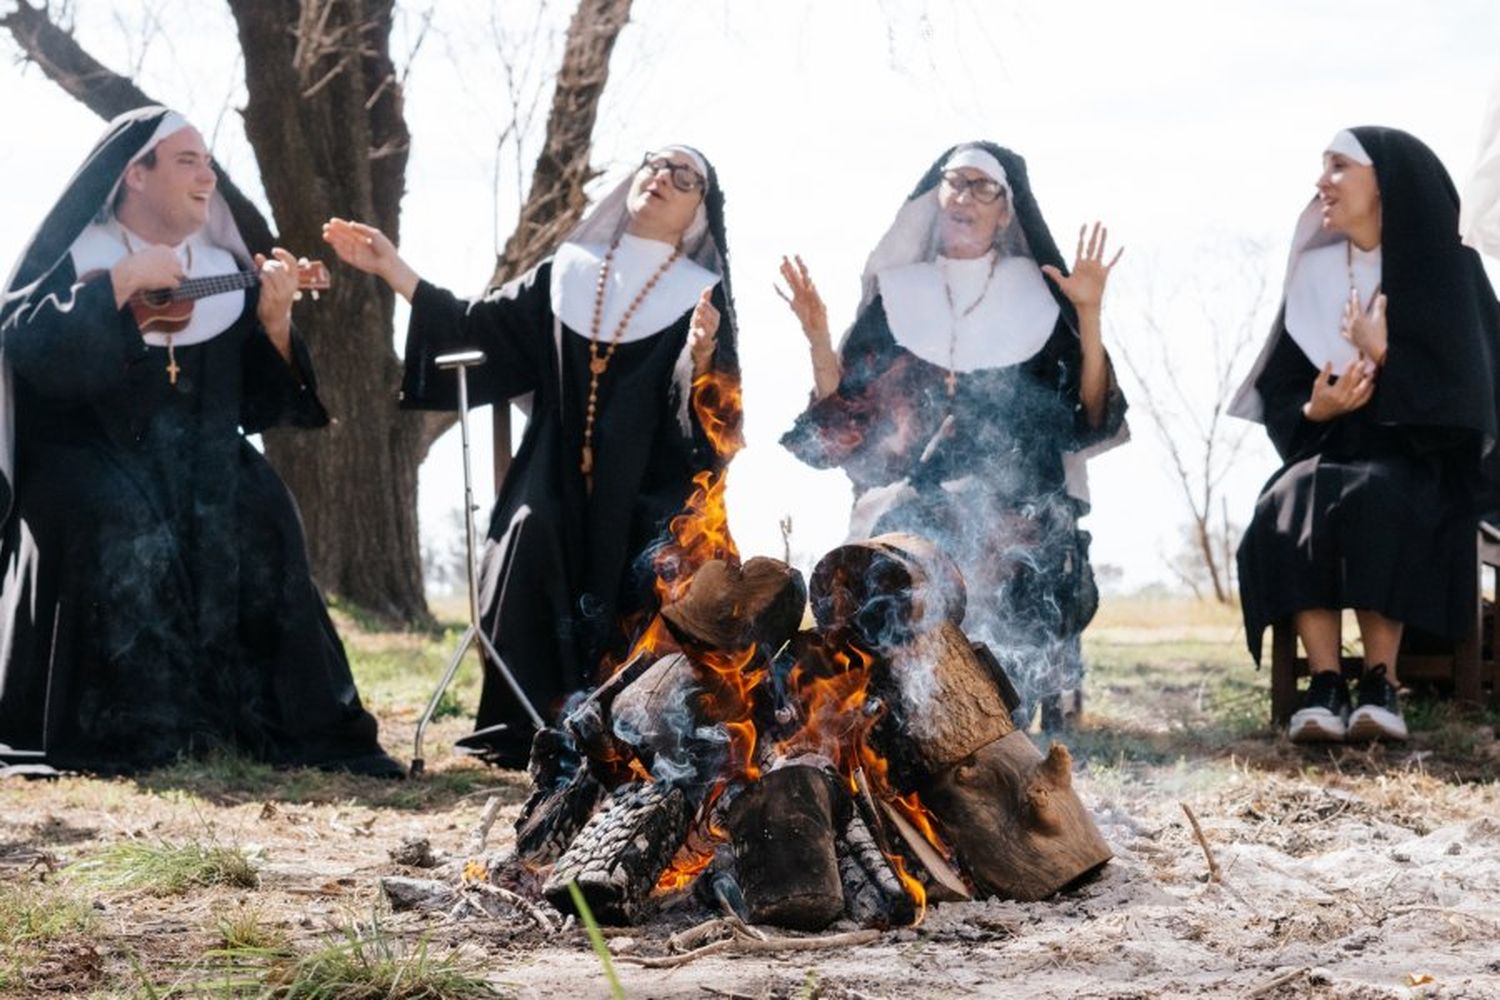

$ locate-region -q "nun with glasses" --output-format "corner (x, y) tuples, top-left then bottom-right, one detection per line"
(1232, 127), (1500, 745)
(324, 147), (740, 768)
(778, 142), (1128, 730)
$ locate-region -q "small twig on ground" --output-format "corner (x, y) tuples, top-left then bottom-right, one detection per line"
(1244, 965), (1309, 998)
(1386, 904), (1500, 933)
(466, 795), (503, 857)
(1180, 802), (1222, 882)
(466, 880), (557, 933)
(619, 928), (882, 969)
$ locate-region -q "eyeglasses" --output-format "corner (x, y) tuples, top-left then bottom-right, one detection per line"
(639, 154), (706, 194)
(940, 171), (1006, 205)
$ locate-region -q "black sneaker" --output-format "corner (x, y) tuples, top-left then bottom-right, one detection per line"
(1346, 664), (1408, 742)
(1289, 670), (1350, 743)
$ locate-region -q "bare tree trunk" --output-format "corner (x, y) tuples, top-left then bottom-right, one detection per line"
(226, 0), (428, 622)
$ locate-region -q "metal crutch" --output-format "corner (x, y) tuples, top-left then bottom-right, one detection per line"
(410, 350), (544, 777)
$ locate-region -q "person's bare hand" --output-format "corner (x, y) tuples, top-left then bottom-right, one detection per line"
(1341, 290), (1389, 365)
(109, 245), (183, 308)
(322, 217), (419, 299)
(689, 288), (720, 376)
(255, 247), (299, 355)
(1304, 358), (1376, 422)
(1040, 221), (1124, 312)
(775, 254), (830, 344)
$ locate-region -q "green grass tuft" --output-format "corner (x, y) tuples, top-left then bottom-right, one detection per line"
(250, 913), (497, 999)
(65, 839), (259, 896)
(0, 881), (95, 947)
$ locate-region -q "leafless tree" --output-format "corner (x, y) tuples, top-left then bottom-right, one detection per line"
(1, 0), (634, 623)
(1113, 240), (1272, 604)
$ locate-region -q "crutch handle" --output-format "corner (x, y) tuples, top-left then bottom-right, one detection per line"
(436, 350), (487, 369)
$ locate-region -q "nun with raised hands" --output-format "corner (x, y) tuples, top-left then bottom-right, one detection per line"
(1232, 127), (1500, 745)
(323, 147), (739, 768)
(778, 142), (1128, 731)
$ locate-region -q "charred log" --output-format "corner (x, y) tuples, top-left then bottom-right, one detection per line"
(836, 812), (916, 927)
(542, 780), (693, 924)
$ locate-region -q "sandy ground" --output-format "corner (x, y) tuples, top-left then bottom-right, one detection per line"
(4, 617), (1500, 998)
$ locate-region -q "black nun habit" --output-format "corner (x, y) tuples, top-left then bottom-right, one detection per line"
(780, 141), (1128, 717)
(399, 146), (740, 764)
(1233, 126), (1500, 662)
(0, 106), (400, 776)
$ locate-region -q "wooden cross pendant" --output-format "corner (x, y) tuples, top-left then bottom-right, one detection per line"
(944, 369), (959, 398)
(166, 342), (180, 386)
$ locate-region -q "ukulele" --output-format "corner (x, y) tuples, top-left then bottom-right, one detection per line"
(126, 258), (331, 334)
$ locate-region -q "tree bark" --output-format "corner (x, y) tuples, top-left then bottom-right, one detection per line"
(226, 0), (428, 622)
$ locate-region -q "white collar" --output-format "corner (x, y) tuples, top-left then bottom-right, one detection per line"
(69, 218), (243, 348)
(875, 252), (1060, 371)
(1283, 240), (1382, 370)
(550, 233), (718, 343)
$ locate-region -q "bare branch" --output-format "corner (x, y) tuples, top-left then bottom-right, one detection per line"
(0, 0), (277, 251)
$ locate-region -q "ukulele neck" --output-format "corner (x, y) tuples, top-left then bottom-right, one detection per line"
(154, 271), (262, 303)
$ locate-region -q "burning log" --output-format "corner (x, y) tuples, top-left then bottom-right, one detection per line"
(662, 556), (807, 653)
(726, 763), (847, 931)
(880, 622), (1017, 776)
(836, 812), (916, 927)
(609, 652), (728, 788)
(562, 650), (657, 765)
(542, 780), (694, 924)
(809, 533), (966, 646)
(510, 727), (608, 866)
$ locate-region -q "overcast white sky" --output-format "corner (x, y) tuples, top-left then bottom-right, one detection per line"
(2, 0), (1498, 593)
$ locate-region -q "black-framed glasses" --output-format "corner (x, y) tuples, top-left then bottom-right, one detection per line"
(940, 170), (1006, 205)
(639, 154), (706, 193)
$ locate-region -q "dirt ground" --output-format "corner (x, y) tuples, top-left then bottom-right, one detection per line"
(3, 600), (1499, 999)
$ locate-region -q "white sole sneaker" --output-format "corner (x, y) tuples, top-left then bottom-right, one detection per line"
(1289, 707), (1347, 743)
(1346, 705), (1408, 742)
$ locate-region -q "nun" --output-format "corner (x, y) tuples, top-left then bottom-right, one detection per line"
(0, 106), (401, 776)
(778, 142), (1128, 730)
(1232, 127), (1500, 743)
(323, 146), (739, 768)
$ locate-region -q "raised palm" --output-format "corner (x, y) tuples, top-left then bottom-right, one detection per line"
(321, 217), (398, 276)
(776, 254), (830, 342)
(1041, 222), (1123, 310)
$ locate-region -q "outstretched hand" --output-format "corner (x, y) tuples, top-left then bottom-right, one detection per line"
(1040, 222), (1123, 311)
(775, 254), (830, 344)
(322, 217), (418, 300)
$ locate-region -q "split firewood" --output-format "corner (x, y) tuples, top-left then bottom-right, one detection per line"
(920, 735), (1112, 901)
(608, 653), (727, 789)
(562, 650), (656, 764)
(726, 763), (849, 931)
(661, 556), (807, 652)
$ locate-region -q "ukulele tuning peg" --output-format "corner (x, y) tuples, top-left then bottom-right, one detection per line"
(293, 291), (304, 302)
(311, 291), (320, 301)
